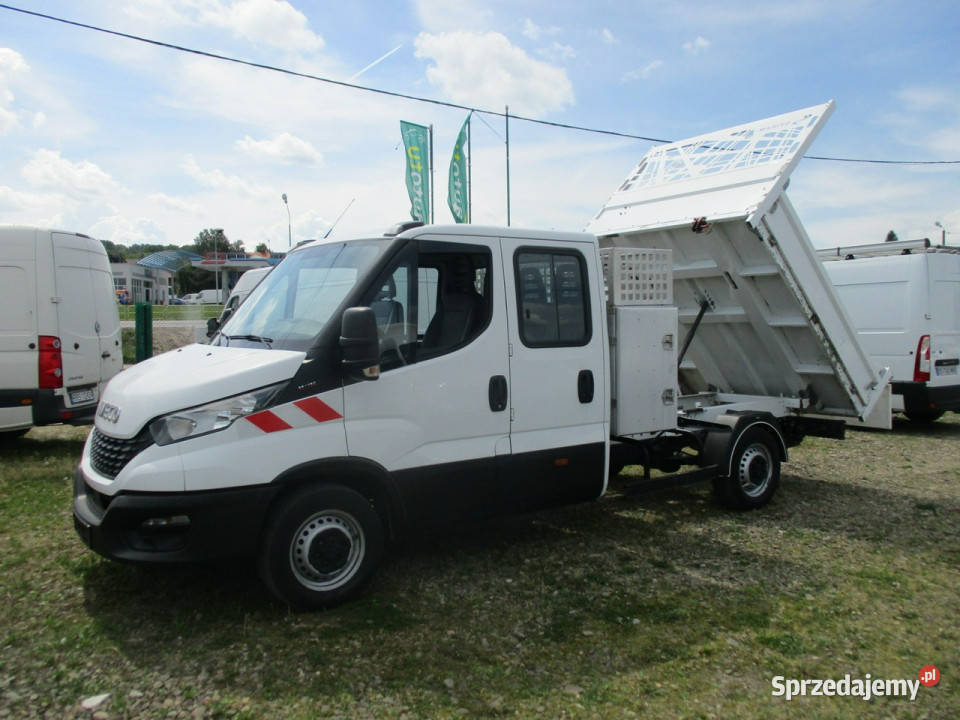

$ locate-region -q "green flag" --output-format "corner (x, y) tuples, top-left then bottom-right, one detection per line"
(447, 113), (471, 223)
(400, 121), (430, 223)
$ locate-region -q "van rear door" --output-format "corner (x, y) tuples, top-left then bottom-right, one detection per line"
(0, 229), (37, 431)
(52, 233), (120, 405)
(87, 238), (122, 383)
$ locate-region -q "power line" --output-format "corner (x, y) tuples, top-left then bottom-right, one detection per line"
(2, 3), (959, 166)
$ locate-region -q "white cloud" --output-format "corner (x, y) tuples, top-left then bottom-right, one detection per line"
(414, 0), (493, 33)
(88, 215), (166, 245)
(601, 28), (618, 45)
(0, 47), (29, 134)
(236, 132), (324, 166)
(414, 31), (574, 115)
(883, 84), (960, 157)
(522, 19), (561, 41)
(149, 192), (203, 215)
(538, 42), (576, 63)
(895, 86), (952, 112)
(21, 149), (121, 199)
(123, 0), (324, 53)
(181, 155), (270, 197)
(622, 60), (664, 82)
(791, 163), (958, 249)
(683, 36), (711, 55)
(0, 185), (49, 211)
(204, 0), (324, 52)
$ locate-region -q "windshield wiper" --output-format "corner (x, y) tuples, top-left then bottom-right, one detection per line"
(224, 334), (273, 348)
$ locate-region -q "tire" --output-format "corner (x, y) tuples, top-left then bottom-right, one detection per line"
(258, 484), (385, 610)
(715, 426), (781, 510)
(904, 409), (944, 424)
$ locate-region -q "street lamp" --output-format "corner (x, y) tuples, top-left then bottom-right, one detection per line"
(934, 221), (948, 247)
(282, 193), (291, 249)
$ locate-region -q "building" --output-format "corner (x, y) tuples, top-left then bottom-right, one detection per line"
(110, 260), (175, 305)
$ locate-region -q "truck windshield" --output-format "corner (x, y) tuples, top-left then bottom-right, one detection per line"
(216, 240), (384, 351)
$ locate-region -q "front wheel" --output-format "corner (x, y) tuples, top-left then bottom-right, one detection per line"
(258, 484), (385, 610)
(715, 426), (781, 510)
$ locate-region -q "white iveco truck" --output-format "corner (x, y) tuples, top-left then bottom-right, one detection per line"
(74, 103), (888, 608)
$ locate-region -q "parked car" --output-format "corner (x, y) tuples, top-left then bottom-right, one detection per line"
(181, 293), (200, 305)
(169, 295), (185, 305)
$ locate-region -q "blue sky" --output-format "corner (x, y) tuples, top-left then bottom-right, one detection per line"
(1, 0), (957, 250)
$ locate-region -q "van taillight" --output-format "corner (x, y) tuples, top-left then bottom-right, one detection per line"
(38, 335), (63, 389)
(914, 335), (931, 382)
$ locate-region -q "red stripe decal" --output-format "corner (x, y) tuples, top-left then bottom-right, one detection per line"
(294, 396), (343, 423)
(246, 410), (293, 433)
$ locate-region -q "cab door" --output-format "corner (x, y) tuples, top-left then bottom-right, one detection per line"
(342, 234), (512, 524)
(499, 237), (609, 509)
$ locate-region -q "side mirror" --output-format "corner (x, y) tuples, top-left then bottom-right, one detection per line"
(206, 317), (219, 339)
(340, 307), (380, 380)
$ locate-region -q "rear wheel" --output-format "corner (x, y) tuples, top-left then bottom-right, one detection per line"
(258, 484), (384, 610)
(904, 408), (944, 423)
(715, 426), (781, 510)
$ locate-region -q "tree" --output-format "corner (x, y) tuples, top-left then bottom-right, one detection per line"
(255, 242), (269, 255)
(885, 230), (899, 243)
(190, 228), (230, 254)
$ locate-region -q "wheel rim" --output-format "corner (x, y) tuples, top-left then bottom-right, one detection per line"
(737, 443), (773, 498)
(290, 510), (365, 591)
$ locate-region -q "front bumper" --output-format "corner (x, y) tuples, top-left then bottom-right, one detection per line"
(73, 468), (279, 563)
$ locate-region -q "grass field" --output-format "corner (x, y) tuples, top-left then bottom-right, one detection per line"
(0, 417), (957, 719)
(117, 305), (222, 322)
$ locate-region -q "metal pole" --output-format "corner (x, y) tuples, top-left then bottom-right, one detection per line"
(467, 113), (472, 224)
(505, 105), (511, 227)
(214, 229), (219, 301)
(282, 193), (291, 248)
(428, 124), (435, 224)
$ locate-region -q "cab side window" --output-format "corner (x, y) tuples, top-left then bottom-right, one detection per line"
(363, 242), (493, 371)
(515, 249), (591, 347)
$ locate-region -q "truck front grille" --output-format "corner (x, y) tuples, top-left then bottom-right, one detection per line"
(90, 427), (152, 479)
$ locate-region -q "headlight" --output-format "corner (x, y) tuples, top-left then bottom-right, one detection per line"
(149, 383), (285, 446)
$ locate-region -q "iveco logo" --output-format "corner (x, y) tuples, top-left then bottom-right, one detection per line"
(97, 402), (121, 424)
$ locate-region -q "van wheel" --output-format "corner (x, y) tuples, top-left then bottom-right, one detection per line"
(904, 409), (944, 423)
(258, 485), (384, 610)
(715, 427), (781, 510)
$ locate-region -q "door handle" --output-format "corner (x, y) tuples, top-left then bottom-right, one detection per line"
(101, 351), (111, 359)
(489, 375), (508, 412)
(577, 369), (594, 403)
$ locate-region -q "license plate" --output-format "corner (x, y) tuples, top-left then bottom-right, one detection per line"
(69, 388), (96, 404)
(935, 365), (957, 376)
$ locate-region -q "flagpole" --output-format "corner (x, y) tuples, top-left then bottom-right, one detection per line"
(428, 124), (435, 224)
(505, 105), (511, 227)
(467, 113), (472, 224)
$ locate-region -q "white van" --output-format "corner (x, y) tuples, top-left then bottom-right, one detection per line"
(221, 267), (271, 321)
(820, 239), (960, 422)
(196, 288), (225, 305)
(0, 227), (122, 438)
